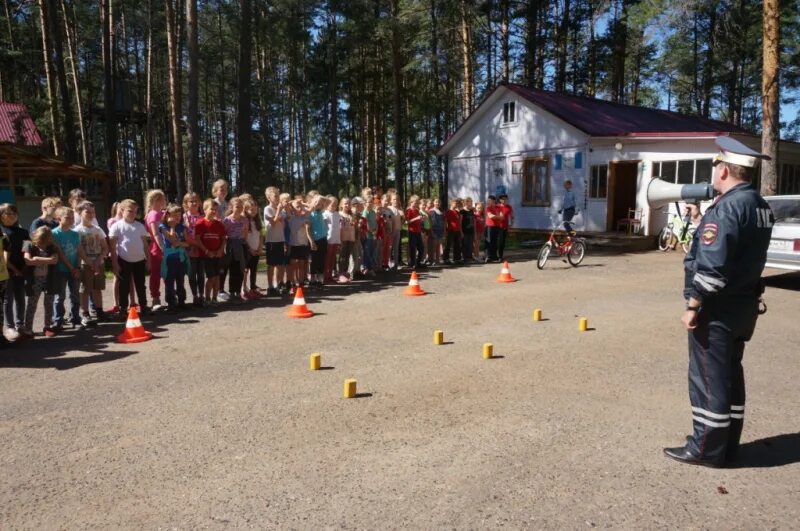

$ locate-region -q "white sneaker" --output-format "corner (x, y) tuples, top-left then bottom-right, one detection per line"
(217, 291), (230, 302)
(4, 328), (20, 341)
(151, 299), (164, 312)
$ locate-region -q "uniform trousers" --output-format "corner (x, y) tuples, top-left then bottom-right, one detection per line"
(686, 297), (758, 462)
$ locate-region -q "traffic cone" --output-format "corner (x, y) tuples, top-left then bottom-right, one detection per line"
(286, 287), (314, 318)
(496, 261), (517, 283)
(403, 271), (426, 296)
(116, 306), (153, 343)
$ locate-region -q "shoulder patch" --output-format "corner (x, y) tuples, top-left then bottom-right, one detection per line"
(701, 223), (718, 245)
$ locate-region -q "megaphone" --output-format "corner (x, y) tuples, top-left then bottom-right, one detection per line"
(646, 178), (716, 208)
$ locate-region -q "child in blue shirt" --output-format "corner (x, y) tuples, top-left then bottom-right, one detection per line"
(308, 195), (329, 289)
(158, 204), (190, 312)
(51, 206), (85, 330)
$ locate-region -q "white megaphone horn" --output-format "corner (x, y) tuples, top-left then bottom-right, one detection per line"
(646, 178), (716, 209)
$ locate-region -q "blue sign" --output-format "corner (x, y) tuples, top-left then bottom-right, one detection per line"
(495, 184), (506, 196)
(0, 189), (14, 204)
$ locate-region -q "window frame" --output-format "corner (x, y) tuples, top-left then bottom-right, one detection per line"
(521, 156), (551, 207)
(651, 158), (713, 185)
(501, 100), (517, 126)
(589, 164), (608, 199)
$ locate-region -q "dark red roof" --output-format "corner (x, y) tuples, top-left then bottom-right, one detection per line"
(0, 102), (43, 146)
(503, 83), (750, 137)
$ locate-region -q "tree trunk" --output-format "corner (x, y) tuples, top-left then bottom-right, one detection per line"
(390, 0), (404, 200)
(610, 0), (627, 103)
(524, 0), (540, 87)
(145, 0), (154, 187)
(588, 0), (597, 96)
(485, 0), (493, 88)
(701, 6), (716, 119)
(760, 0), (779, 195)
(101, 0), (117, 187)
(500, 0), (510, 82)
(186, 0), (200, 193)
(236, 0), (253, 193)
(327, 5), (339, 191)
(47, 0), (76, 161)
(60, 0), (88, 163)
(459, 0), (474, 118)
(556, 0), (570, 92)
(165, 0), (185, 198)
(39, 0), (64, 157)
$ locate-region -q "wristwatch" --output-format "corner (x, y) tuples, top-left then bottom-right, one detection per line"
(685, 304), (701, 311)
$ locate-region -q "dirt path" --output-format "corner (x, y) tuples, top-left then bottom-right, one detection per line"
(1, 252), (798, 528)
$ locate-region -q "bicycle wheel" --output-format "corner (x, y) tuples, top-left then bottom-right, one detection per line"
(567, 240), (586, 266)
(681, 227), (696, 254)
(657, 227), (672, 251)
(537, 243), (552, 269)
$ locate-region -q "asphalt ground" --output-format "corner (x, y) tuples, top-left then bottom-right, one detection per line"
(1, 251), (799, 528)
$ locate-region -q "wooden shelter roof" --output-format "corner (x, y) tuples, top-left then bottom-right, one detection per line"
(1, 144), (111, 181)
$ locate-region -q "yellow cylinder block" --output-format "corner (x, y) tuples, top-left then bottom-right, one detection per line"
(533, 309), (542, 321)
(309, 353), (321, 370)
(579, 317), (588, 332)
(433, 330), (444, 345)
(483, 343), (493, 359)
(343, 379), (357, 398)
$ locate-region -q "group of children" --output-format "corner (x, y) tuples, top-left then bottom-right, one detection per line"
(0, 180), (514, 344)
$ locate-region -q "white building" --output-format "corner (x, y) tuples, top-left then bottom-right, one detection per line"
(437, 83), (800, 235)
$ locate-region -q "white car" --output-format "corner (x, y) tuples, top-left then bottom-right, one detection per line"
(764, 195), (800, 271)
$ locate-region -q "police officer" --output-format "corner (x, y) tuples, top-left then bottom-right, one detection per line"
(664, 137), (774, 468)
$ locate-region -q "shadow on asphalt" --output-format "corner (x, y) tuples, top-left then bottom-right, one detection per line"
(730, 432), (800, 468)
(763, 271), (800, 291)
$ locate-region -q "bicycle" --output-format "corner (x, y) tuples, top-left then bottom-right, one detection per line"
(657, 202), (697, 253)
(537, 218), (587, 269)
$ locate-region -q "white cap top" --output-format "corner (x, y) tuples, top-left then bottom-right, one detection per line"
(714, 136), (770, 168)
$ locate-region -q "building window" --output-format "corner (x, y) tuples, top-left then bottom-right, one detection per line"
(522, 157), (549, 206)
(652, 159), (713, 184)
(780, 164), (800, 194)
(590, 165), (608, 199)
(502, 101), (516, 124)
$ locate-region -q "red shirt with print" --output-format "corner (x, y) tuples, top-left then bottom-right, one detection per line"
(499, 204), (513, 229)
(405, 208), (422, 233)
(194, 218), (226, 256)
(445, 209), (461, 232)
(486, 205), (503, 228)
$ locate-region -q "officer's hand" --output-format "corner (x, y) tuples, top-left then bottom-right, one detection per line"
(681, 310), (698, 330)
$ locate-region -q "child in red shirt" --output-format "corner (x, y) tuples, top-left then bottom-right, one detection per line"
(485, 195), (503, 262)
(194, 198), (227, 304)
(498, 193), (514, 260)
(443, 198), (462, 264)
(474, 201), (486, 260)
(405, 195), (424, 269)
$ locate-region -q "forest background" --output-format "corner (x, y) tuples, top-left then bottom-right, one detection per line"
(1, 0), (798, 201)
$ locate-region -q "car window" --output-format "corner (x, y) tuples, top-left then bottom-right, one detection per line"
(765, 197), (800, 224)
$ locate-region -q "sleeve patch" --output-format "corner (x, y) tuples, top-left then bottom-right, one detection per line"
(701, 223), (718, 245)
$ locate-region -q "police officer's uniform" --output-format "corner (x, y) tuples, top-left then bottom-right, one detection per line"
(666, 137), (773, 466)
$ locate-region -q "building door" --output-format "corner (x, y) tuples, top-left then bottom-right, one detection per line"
(606, 161), (639, 231)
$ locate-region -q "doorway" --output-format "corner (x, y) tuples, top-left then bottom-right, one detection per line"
(606, 161), (640, 231)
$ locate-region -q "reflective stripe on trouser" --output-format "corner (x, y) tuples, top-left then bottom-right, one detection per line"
(687, 315), (747, 461)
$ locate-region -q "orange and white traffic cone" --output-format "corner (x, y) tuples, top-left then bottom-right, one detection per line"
(116, 306), (153, 343)
(403, 271), (427, 296)
(286, 287), (314, 318)
(496, 261), (517, 283)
